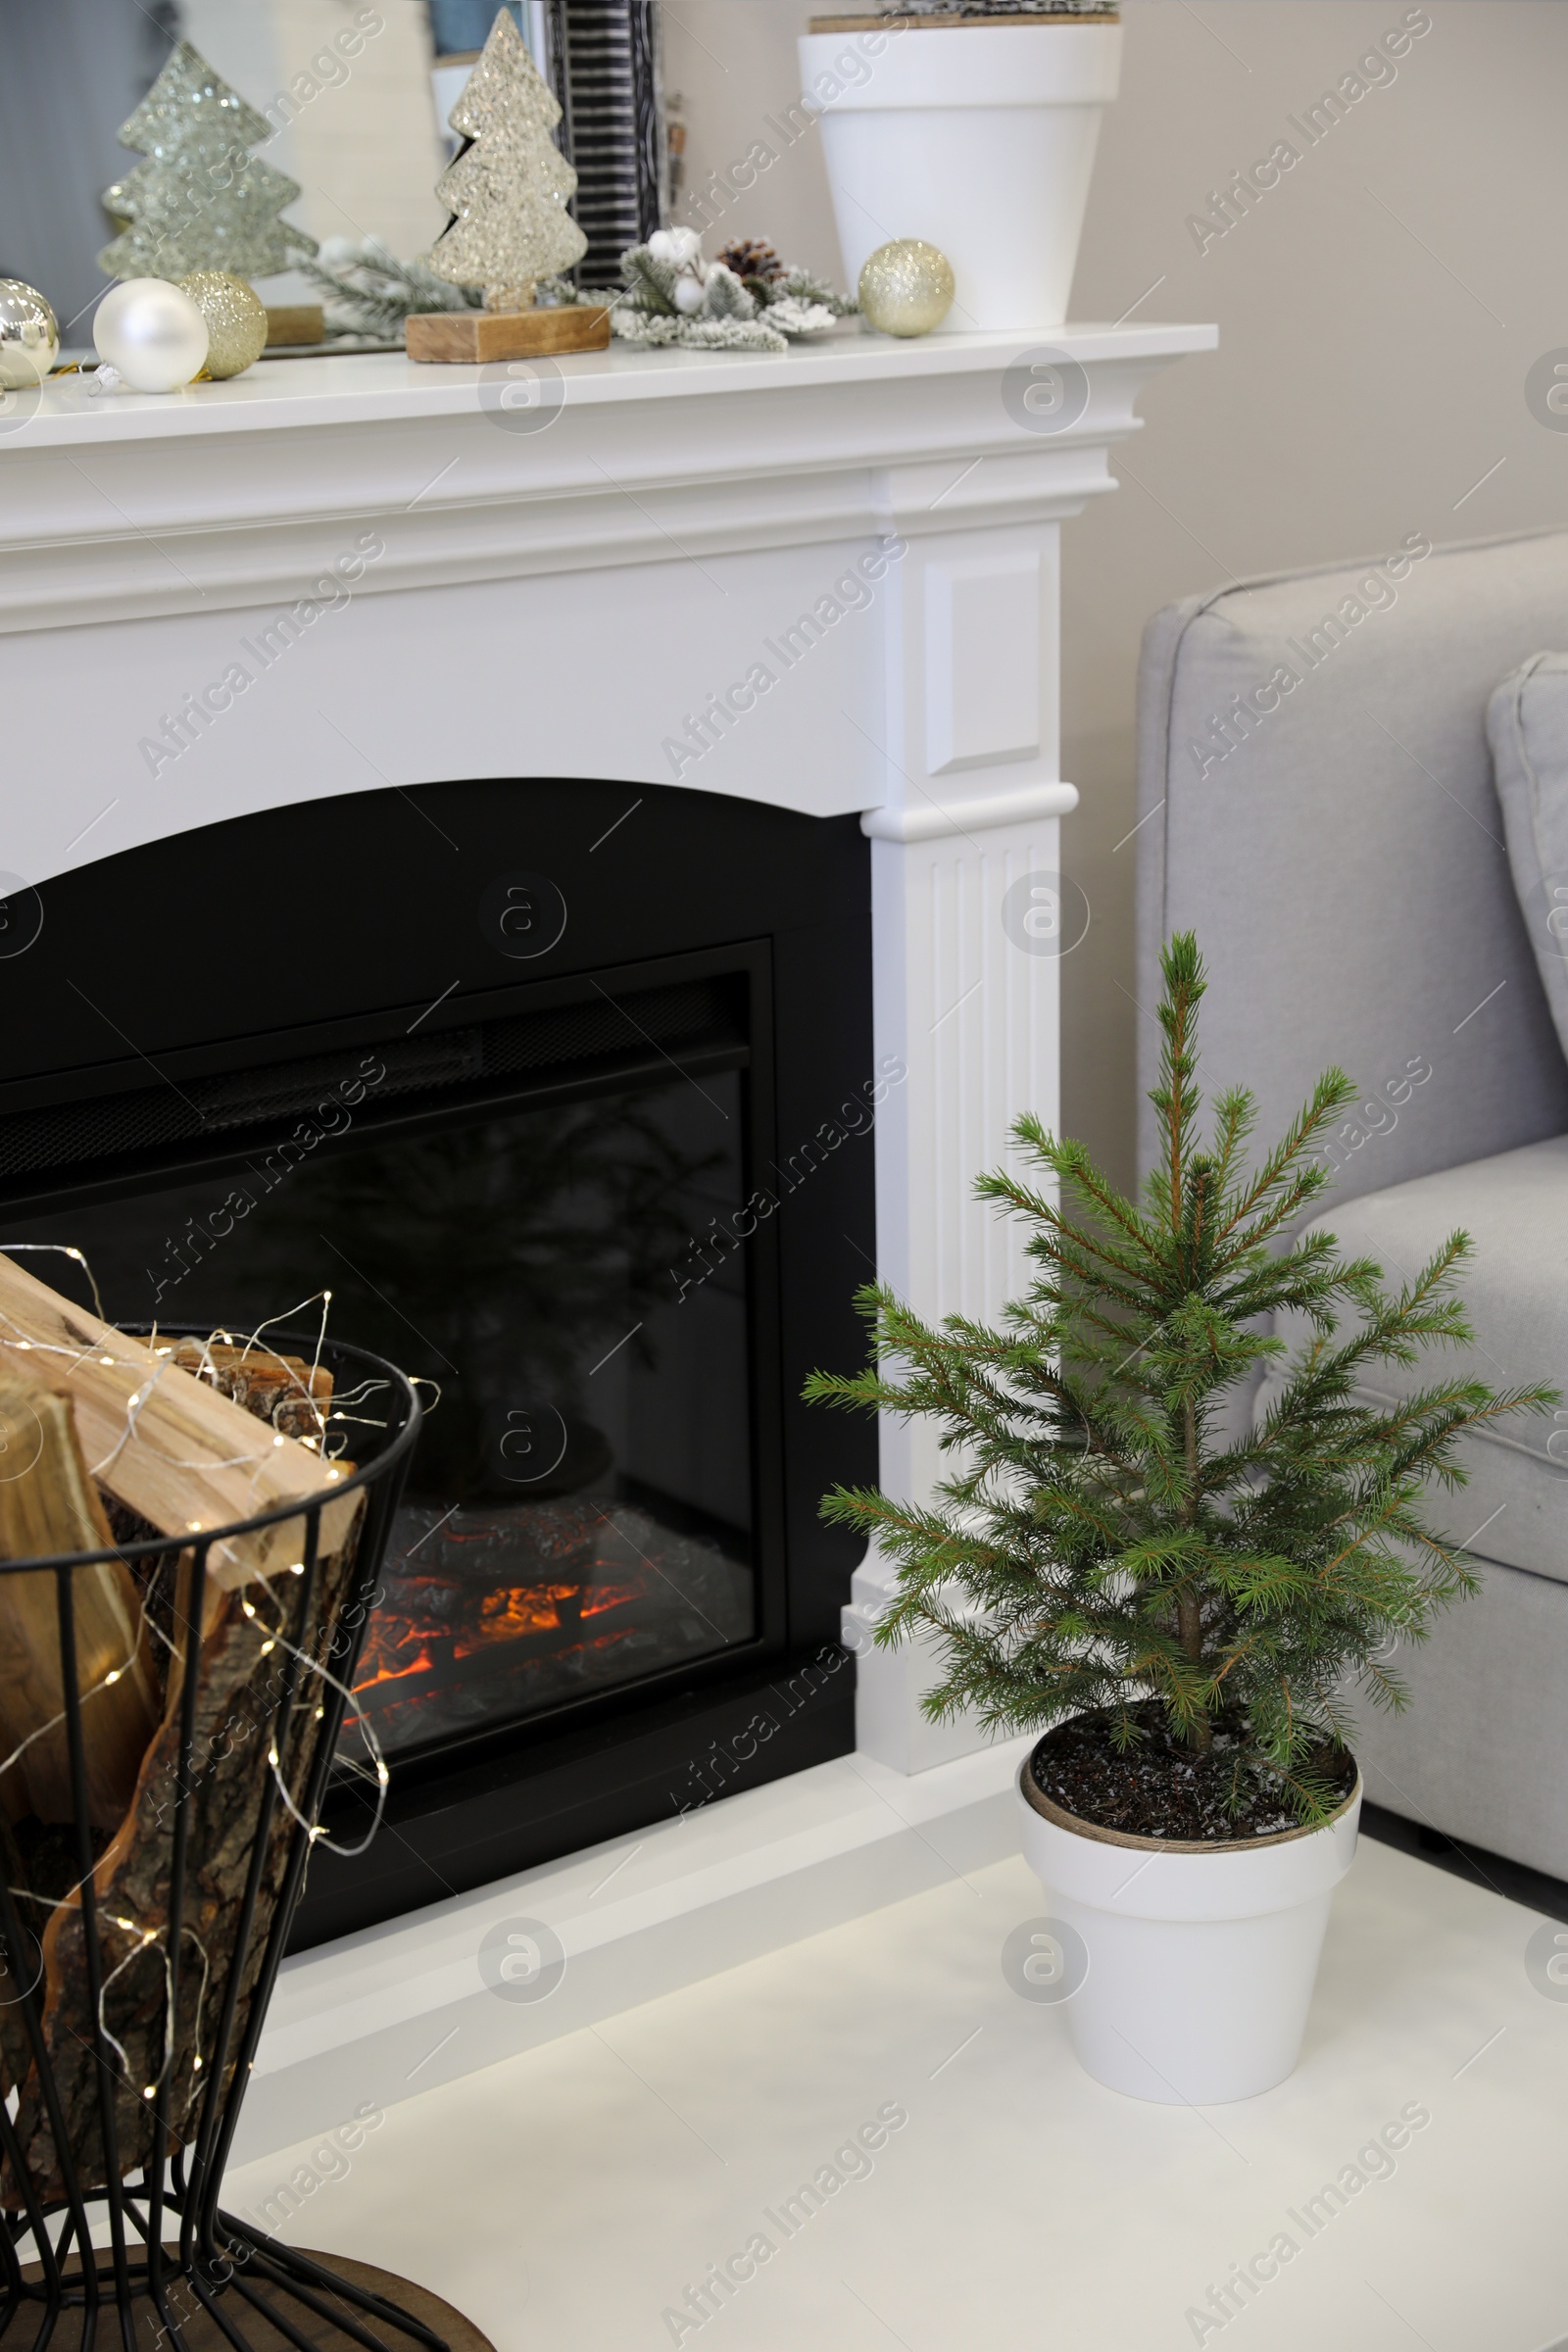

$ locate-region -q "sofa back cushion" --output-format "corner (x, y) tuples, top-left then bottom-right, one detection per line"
(1488, 651), (1568, 1066)
(1137, 530), (1568, 1203)
(1265, 1135), (1568, 1585)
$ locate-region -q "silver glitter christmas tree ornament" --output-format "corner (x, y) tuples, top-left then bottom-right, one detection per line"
(98, 41), (318, 285)
(425, 10), (587, 313)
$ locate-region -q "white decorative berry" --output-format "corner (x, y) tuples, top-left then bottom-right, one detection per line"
(648, 227), (703, 270)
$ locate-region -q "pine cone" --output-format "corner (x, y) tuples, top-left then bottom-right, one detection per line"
(717, 238), (784, 287)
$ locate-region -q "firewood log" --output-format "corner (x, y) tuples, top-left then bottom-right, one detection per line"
(0, 1375), (159, 1830)
(161, 1341), (332, 1443)
(0, 1254), (356, 1603)
(0, 1371), (163, 2178)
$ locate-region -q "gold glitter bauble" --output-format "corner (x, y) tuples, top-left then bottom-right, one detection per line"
(858, 240), (956, 339)
(175, 270), (268, 378)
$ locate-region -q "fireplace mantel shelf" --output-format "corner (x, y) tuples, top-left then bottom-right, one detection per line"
(23, 321), (1214, 450)
(0, 322), (1213, 654)
(2, 312), (1215, 880)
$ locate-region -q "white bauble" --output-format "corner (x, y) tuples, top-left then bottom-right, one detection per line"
(92, 279), (209, 393)
(672, 275), (706, 316)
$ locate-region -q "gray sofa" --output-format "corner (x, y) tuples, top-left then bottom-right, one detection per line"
(1136, 526), (1568, 1880)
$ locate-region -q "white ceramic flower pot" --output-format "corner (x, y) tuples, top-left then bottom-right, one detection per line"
(1016, 1760), (1361, 2104)
(797, 20), (1122, 331)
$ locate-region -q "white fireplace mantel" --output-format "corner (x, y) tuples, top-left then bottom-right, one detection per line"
(2, 318), (1212, 1782)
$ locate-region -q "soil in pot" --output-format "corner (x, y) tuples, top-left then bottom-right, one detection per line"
(1029, 1701), (1357, 1842)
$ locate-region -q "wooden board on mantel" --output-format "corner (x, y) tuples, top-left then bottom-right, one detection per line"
(406, 306), (611, 364)
(0, 1254), (358, 1594)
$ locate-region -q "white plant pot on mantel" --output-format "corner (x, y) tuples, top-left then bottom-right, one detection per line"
(799, 17), (1122, 330)
(1017, 1760), (1362, 2104)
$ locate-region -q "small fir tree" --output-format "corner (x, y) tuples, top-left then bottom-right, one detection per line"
(807, 934), (1556, 1825)
(99, 41), (318, 283)
(425, 9), (587, 311)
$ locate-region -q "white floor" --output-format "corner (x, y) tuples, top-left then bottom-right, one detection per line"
(222, 1836), (1568, 2352)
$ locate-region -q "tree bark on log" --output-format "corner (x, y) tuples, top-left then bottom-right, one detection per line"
(161, 1341), (332, 1444)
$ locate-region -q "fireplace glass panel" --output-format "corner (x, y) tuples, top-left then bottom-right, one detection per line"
(15, 1067), (756, 1764)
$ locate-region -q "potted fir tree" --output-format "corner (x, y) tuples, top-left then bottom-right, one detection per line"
(808, 935), (1555, 2104)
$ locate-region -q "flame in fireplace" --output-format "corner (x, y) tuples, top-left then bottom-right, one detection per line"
(350, 1571), (649, 1695)
(350, 1571), (649, 1684)
(471, 1577), (644, 1645)
(338, 1498), (751, 1757)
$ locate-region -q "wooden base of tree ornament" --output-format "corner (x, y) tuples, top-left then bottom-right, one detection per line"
(405, 306), (611, 363)
(264, 305), (326, 348)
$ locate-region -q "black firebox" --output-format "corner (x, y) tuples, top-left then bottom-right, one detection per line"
(0, 778), (878, 1946)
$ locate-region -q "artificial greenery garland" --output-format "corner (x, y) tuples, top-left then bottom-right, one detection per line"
(302, 231), (855, 355)
(606, 229), (855, 354)
(808, 933), (1556, 1827)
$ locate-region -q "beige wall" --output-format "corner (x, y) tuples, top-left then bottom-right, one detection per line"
(663, 0), (1568, 1190)
(181, 0), (447, 275)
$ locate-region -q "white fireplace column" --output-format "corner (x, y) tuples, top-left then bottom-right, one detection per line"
(847, 446), (1109, 1773)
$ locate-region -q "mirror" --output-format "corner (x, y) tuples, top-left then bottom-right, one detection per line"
(0, 0), (664, 349)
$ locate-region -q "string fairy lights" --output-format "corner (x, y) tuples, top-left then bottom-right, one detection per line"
(239, 1584), (392, 1855)
(0, 1243), (109, 1321)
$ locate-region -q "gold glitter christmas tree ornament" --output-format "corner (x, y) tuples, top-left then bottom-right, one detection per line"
(176, 271), (269, 377)
(425, 10), (587, 312)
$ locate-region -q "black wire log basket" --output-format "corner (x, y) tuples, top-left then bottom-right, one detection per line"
(0, 1329), (452, 2351)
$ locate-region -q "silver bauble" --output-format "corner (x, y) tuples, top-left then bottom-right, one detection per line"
(0, 281), (60, 389)
(858, 241), (956, 339)
(92, 278), (209, 394)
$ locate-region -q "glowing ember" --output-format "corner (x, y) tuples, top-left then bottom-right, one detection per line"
(337, 1497), (753, 1758)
